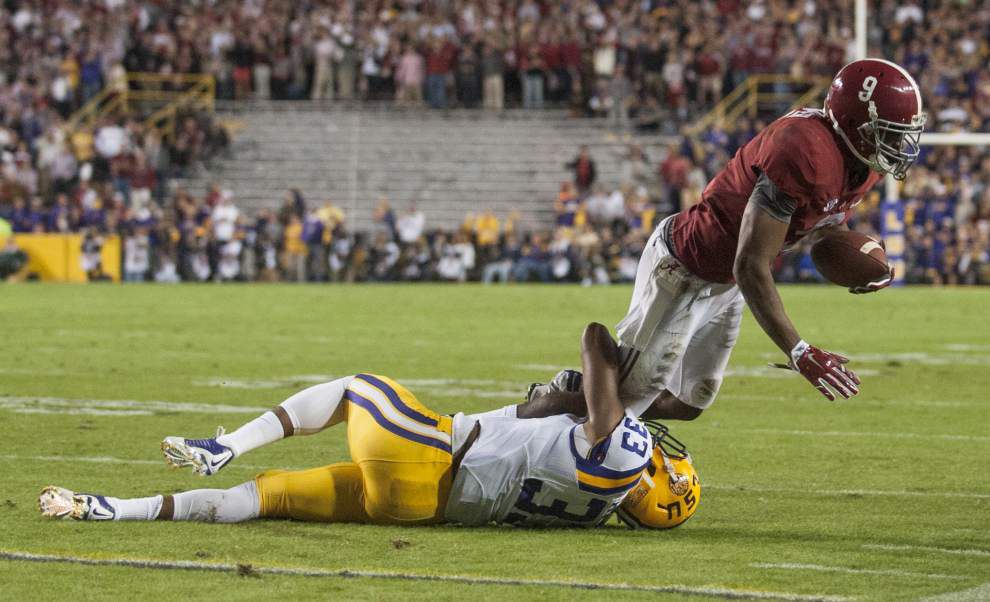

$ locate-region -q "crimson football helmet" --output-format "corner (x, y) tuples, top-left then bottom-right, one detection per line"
(824, 58), (926, 180)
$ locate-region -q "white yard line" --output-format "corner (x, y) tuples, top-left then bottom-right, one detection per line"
(706, 484), (990, 500)
(862, 544), (990, 558)
(920, 583), (990, 602)
(0, 551), (851, 601)
(718, 394), (980, 408)
(751, 563), (969, 581)
(0, 396), (268, 416)
(733, 428), (990, 443)
(0, 454), (277, 472)
(10, 451), (989, 501)
(514, 364), (567, 372)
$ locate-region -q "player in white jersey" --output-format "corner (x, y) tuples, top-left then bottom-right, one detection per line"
(446, 410), (650, 526)
(39, 323), (690, 530)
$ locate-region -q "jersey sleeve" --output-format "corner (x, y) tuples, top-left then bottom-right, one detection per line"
(755, 119), (844, 211)
(570, 410), (652, 497)
(749, 171), (797, 223)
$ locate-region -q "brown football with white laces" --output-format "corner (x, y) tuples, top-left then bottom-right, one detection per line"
(810, 231), (889, 288)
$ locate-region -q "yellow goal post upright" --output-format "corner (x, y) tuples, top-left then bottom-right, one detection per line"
(854, 0), (990, 285)
(881, 133), (990, 286)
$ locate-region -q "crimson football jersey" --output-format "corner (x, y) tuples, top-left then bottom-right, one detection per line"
(669, 108), (881, 283)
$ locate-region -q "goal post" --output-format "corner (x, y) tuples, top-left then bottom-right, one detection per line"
(882, 132), (990, 285)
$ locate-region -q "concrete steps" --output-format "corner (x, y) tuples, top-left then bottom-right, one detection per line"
(179, 106), (673, 231)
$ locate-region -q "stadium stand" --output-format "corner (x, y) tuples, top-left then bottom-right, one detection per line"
(0, 0), (988, 284)
(179, 104), (669, 231)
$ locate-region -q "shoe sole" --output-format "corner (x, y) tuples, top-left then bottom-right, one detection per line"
(39, 485), (77, 519)
(161, 438), (207, 475)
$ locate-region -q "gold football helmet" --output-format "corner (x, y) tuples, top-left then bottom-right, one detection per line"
(616, 421), (700, 529)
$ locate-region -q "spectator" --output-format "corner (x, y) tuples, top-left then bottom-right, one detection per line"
(513, 233), (552, 282)
(0, 236), (28, 282)
(567, 146), (597, 194)
(124, 227), (151, 282)
(481, 232), (519, 284)
(397, 204), (426, 245)
(521, 44), (546, 109)
(373, 197), (398, 240)
(312, 28), (338, 101)
(608, 64), (633, 128)
(282, 214), (307, 282)
(425, 36), (456, 109)
(395, 44), (425, 105)
(457, 45), (482, 108)
(660, 145), (692, 211)
(482, 40), (506, 111)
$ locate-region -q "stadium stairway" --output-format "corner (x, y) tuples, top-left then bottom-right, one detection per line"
(177, 103), (674, 231)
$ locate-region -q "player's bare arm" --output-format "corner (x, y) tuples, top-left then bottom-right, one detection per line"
(733, 192), (802, 355)
(580, 322), (625, 442)
(735, 182), (861, 401)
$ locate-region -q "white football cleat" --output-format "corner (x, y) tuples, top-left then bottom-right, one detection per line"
(39, 486), (116, 520)
(161, 426), (234, 476)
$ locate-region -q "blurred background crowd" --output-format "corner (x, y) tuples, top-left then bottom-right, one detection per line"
(1, 0), (989, 284)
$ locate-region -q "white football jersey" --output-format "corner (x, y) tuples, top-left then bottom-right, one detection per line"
(445, 409), (652, 527)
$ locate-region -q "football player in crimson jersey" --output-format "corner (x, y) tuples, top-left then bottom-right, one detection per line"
(522, 58), (924, 421)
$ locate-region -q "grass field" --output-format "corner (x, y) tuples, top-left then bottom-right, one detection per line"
(2, 283), (988, 601)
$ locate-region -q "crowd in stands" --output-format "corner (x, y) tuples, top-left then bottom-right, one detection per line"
(2, 1), (985, 127)
(4, 134), (988, 286)
(1, 1), (989, 285)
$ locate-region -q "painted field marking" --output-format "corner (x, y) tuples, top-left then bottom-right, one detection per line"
(0, 396), (268, 417)
(862, 544), (990, 558)
(751, 562), (970, 581)
(704, 483), (990, 500)
(718, 394), (981, 409)
(706, 484), (990, 500)
(0, 551), (851, 602)
(9, 451), (989, 502)
(733, 428), (990, 443)
(759, 350), (990, 366)
(921, 582), (990, 601)
(515, 364), (567, 372)
(0, 454), (278, 473)
(194, 376), (525, 398)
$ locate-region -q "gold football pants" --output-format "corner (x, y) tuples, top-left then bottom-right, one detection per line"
(255, 374), (454, 524)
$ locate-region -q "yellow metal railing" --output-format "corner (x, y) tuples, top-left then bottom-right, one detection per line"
(63, 72), (215, 143)
(686, 75), (830, 135)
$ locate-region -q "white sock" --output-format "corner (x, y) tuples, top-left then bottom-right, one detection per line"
(171, 481), (260, 523)
(110, 495), (163, 521)
(279, 376), (354, 435)
(215, 377), (355, 457)
(216, 410), (284, 457)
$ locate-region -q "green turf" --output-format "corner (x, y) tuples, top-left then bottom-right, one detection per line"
(2, 283), (988, 601)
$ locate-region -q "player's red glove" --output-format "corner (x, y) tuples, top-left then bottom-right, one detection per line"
(849, 266), (894, 294)
(789, 340), (860, 400)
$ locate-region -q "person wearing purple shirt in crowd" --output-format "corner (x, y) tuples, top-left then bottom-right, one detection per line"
(47, 194), (73, 233)
(11, 198), (44, 233)
(302, 211), (325, 281)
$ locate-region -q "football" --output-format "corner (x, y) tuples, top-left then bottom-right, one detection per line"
(810, 230), (890, 288)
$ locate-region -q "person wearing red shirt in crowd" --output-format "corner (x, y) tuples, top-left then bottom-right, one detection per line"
(425, 36), (457, 109)
(695, 44), (723, 105)
(540, 29), (564, 102)
(566, 145), (597, 193)
(659, 145), (691, 211)
(560, 29), (583, 103)
(522, 59), (924, 423)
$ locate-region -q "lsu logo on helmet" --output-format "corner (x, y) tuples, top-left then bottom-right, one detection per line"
(616, 422), (701, 529)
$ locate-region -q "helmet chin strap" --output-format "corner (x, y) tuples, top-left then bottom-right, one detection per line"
(658, 447), (689, 490)
(826, 105), (887, 176)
